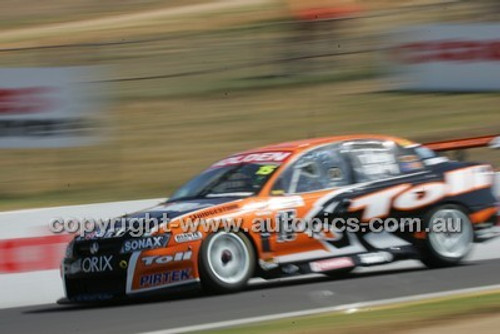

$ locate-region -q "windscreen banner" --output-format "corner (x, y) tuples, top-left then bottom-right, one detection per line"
(0, 67), (106, 148)
(387, 24), (500, 91)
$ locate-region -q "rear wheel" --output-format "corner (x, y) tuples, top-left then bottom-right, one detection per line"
(199, 232), (255, 293)
(419, 205), (473, 268)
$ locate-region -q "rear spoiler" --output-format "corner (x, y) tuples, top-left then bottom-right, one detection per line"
(423, 135), (499, 152)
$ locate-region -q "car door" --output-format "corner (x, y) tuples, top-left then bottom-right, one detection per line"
(263, 143), (365, 262)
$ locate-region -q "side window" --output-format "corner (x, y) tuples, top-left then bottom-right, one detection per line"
(343, 140), (401, 183)
(395, 145), (426, 174)
(272, 144), (351, 194)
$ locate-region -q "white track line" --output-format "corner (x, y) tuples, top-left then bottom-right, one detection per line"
(141, 284), (500, 334)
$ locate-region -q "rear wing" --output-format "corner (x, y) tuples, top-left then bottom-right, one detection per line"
(423, 135), (499, 152)
(423, 135), (499, 205)
(422, 135), (499, 163)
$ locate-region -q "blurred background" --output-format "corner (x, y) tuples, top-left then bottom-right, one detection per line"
(0, 0), (499, 210)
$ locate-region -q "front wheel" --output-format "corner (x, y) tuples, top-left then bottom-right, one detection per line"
(199, 232), (255, 293)
(419, 205), (474, 268)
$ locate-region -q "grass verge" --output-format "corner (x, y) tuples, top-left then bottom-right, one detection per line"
(207, 290), (500, 334)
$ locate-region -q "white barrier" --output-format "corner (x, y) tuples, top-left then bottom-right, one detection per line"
(0, 198), (163, 309)
(0, 198), (163, 239)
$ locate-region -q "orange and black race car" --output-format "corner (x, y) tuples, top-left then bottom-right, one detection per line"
(61, 134), (499, 302)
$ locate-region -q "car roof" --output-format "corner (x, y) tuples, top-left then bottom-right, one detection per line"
(238, 134), (416, 156)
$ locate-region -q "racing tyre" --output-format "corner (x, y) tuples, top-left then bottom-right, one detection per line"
(199, 232), (255, 293)
(419, 204), (474, 268)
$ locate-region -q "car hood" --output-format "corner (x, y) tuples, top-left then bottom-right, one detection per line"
(127, 197), (241, 221)
(75, 197), (243, 242)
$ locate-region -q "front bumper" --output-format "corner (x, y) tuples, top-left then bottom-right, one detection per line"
(62, 247), (199, 303)
(62, 255), (129, 301)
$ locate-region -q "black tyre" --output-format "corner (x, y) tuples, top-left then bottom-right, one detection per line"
(198, 232), (255, 293)
(419, 204), (473, 268)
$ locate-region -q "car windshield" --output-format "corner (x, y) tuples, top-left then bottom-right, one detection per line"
(169, 162), (282, 201)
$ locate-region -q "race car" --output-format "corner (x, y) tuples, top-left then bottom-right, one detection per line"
(61, 134), (499, 302)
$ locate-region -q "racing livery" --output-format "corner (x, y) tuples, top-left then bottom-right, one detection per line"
(61, 134), (499, 302)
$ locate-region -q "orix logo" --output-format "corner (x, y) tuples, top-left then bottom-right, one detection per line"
(349, 165), (493, 221)
(81, 255), (113, 273)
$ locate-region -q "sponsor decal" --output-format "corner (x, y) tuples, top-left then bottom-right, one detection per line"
(445, 165), (494, 196)
(268, 196), (305, 210)
(139, 269), (192, 288)
(141, 251), (192, 266)
(310, 257), (354, 272)
(89, 242), (99, 255)
(0, 87), (54, 115)
(400, 161), (424, 172)
(349, 165), (493, 221)
(212, 152), (291, 168)
(256, 165), (278, 175)
(174, 232), (203, 243)
(81, 255), (113, 273)
(398, 155), (419, 163)
(350, 148), (399, 177)
(188, 204), (239, 220)
(358, 252), (394, 265)
(83, 227), (126, 240)
(120, 235), (169, 253)
(276, 209), (298, 243)
(398, 155), (424, 172)
(394, 40), (500, 64)
(159, 202), (212, 212)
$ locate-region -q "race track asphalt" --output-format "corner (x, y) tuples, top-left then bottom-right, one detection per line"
(1, 258), (500, 334)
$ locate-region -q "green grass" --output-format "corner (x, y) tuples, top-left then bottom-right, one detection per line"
(207, 290), (500, 334)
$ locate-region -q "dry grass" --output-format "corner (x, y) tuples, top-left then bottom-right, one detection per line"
(0, 82), (498, 210)
(0, 0), (283, 46)
(0, 0), (212, 29)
